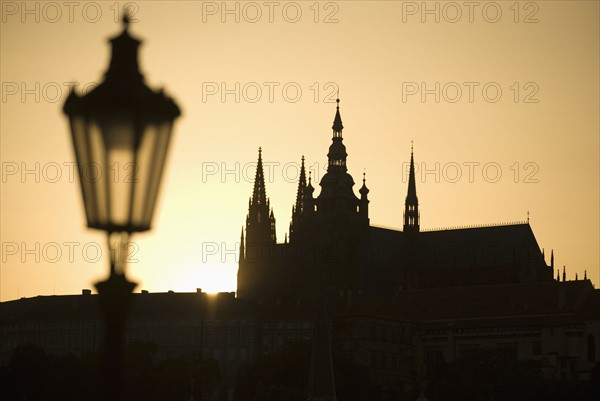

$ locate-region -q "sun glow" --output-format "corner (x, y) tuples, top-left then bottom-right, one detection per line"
(197, 267), (237, 295)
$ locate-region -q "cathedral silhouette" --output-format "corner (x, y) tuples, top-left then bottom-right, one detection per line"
(237, 99), (554, 302)
(2, 100), (597, 401)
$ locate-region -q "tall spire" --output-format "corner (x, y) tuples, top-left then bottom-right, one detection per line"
(358, 171), (370, 221)
(290, 156), (309, 243)
(252, 147), (267, 206)
(269, 208), (277, 242)
(404, 143), (419, 234)
(326, 99), (348, 173)
(562, 266), (566, 282)
(318, 98), (362, 222)
(245, 148), (276, 246)
(239, 227), (245, 262)
(295, 156), (307, 213)
(332, 98), (344, 135)
(407, 142), (417, 203)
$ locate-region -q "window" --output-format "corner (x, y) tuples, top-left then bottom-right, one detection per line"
(588, 335), (596, 362)
(425, 349), (444, 370)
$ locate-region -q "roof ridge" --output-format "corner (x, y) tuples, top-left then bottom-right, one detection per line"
(370, 221), (529, 233)
(370, 223), (402, 231)
(421, 221), (528, 232)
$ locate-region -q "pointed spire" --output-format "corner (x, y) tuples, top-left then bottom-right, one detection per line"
(359, 171), (369, 198)
(239, 227), (245, 261)
(556, 269), (560, 281)
(295, 156), (307, 213)
(252, 147), (267, 206)
(404, 143), (419, 234)
(562, 266), (566, 282)
(584, 270), (587, 280)
(325, 99), (349, 174)
(245, 148), (276, 247)
(407, 141), (417, 203)
(551, 249), (554, 269)
(332, 98), (344, 134)
(306, 171), (315, 198)
(269, 207), (277, 242)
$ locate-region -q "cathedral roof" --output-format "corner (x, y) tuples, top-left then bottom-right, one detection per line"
(369, 223), (543, 270)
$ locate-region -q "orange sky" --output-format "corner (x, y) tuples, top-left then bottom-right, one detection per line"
(1, 1), (598, 301)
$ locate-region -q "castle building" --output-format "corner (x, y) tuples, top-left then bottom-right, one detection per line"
(2, 99), (596, 401)
(237, 100), (554, 302)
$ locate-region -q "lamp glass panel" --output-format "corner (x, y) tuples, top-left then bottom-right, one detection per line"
(69, 115), (96, 226)
(97, 114), (136, 230)
(88, 119), (109, 228)
(133, 120), (173, 228)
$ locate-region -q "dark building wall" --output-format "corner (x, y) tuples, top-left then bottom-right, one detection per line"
(3, 281), (597, 386)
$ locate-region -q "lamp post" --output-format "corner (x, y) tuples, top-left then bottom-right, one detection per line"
(63, 14), (180, 400)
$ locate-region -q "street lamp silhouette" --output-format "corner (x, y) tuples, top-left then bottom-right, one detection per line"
(63, 14), (180, 400)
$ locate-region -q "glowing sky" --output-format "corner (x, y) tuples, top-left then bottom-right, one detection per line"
(1, 1), (598, 301)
